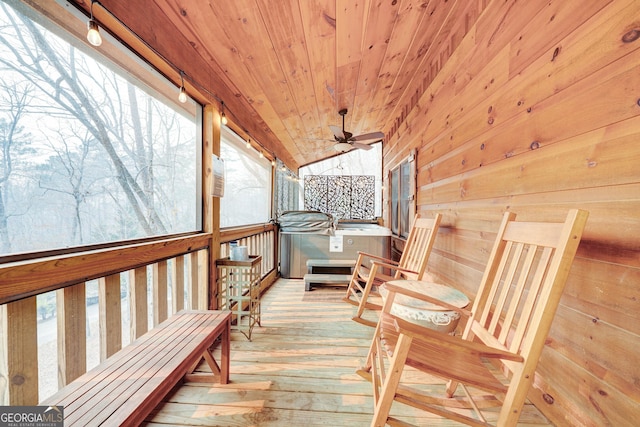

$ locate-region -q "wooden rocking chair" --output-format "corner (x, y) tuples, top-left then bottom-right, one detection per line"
(359, 209), (589, 427)
(343, 214), (442, 327)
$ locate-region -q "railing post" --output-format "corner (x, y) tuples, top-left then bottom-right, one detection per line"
(99, 274), (122, 361)
(57, 284), (86, 387)
(153, 261), (168, 325)
(203, 104), (221, 310)
(172, 256), (185, 314)
(129, 266), (148, 340)
(0, 297), (38, 405)
(188, 252), (199, 309)
(198, 250), (209, 310)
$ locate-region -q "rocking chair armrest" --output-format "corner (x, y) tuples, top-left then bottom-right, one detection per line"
(355, 251), (400, 266)
(369, 260), (417, 274)
(383, 282), (472, 317)
(390, 315), (524, 362)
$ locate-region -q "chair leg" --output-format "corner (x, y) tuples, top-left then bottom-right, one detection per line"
(356, 303), (387, 381)
(344, 275), (366, 305)
(371, 333), (413, 427)
(446, 379), (459, 397)
(371, 338), (381, 402)
(344, 254), (366, 302)
(353, 263), (380, 325)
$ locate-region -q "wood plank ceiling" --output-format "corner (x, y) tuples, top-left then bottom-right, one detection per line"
(74, 0), (480, 169)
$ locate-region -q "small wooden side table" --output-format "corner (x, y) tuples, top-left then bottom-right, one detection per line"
(216, 256), (262, 340)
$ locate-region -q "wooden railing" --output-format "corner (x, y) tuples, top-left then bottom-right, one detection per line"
(0, 225), (279, 405)
(219, 223), (278, 284)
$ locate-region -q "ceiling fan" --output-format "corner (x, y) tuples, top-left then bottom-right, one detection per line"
(328, 109), (384, 153)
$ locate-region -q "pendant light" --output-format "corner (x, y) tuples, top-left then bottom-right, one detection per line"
(220, 101), (228, 125)
(178, 71), (187, 103)
(86, 0), (102, 47)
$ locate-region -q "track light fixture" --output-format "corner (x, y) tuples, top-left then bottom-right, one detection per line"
(246, 138), (251, 149)
(178, 71), (187, 103)
(220, 101), (228, 125)
(86, 0), (102, 47)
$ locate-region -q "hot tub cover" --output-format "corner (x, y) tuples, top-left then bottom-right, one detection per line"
(278, 210), (335, 233)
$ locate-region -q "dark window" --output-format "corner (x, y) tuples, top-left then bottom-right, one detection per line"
(390, 168), (399, 235)
(389, 150), (416, 238)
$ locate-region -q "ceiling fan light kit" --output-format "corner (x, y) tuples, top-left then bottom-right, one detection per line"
(334, 142), (352, 152)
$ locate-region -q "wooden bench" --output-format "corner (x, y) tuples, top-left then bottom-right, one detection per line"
(41, 310), (231, 426)
(304, 273), (353, 291)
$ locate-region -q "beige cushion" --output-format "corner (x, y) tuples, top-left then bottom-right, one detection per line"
(380, 280), (470, 334)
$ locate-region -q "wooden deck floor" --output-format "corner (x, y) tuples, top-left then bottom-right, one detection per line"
(146, 279), (554, 427)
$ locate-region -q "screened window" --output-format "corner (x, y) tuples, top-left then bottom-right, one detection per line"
(220, 127), (272, 227)
(0, 1), (200, 256)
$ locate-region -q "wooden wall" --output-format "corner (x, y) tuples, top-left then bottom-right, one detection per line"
(382, 0), (640, 425)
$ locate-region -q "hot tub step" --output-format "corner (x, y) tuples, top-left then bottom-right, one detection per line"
(303, 273), (352, 291)
(306, 259), (356, 274)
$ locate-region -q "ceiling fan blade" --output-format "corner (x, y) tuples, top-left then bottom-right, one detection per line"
(302, 138), (338, 142)
(351, 142), (373, 150)
(351, 131), (384, 142)
(329, 125), (345, 140)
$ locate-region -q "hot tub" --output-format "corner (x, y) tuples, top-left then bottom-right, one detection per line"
(280, 222), (391, 278)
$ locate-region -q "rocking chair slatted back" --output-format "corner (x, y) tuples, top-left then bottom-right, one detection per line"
(464, 211), (587, 366)
(396, 215), (442, 280)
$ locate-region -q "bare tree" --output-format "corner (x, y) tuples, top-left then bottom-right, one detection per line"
(0, 82), (32, 252)
(37, 126), (104, 245)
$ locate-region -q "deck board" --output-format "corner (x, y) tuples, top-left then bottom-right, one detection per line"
(147, 279), (553, 426)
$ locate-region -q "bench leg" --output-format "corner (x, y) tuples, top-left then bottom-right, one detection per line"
(203, 348), (221, 377)
(220, 319), (230, 384)
(187, 357), (201, 374)
(185, 317), (230, 384)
